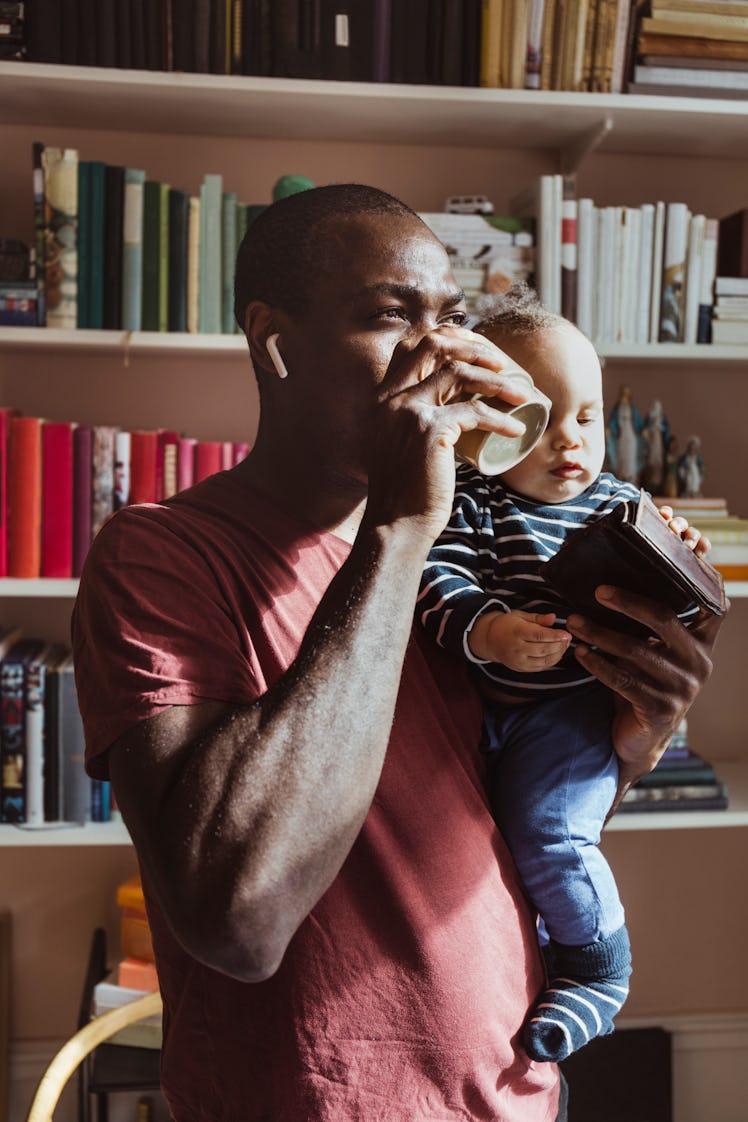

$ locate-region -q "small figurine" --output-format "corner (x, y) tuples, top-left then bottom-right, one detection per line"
(641, 398), (671, 493)
(272, 174), (315, 202)
(677, 434), (705, 499)
(662, 435), (680, 500)
(606, 384), (644, 485)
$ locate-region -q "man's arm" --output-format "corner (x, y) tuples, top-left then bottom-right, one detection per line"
(566, 586), (726, 818)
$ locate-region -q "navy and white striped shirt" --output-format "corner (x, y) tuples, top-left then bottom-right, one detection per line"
(418, 465), (643, 699)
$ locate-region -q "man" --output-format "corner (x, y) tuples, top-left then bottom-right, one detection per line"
(72, 185), (722, 1121)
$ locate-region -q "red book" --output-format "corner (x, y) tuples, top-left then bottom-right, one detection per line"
(0, 407), (21, 577)
(232, 441), (250, 467)
(194, 441), (222, 483)
(41, 421), (74, 578)
(8, 416), (42, 579)
(72, 424), (92, 577)
(178, 436), (196, 493)
(129, 431), (159, 505)
(220, 441), (233, 471)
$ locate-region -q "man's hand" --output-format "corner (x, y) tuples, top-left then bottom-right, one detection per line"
(567, 585), (727, 813)
(469, 610), (571, 672)
(365, 326), (531, 545)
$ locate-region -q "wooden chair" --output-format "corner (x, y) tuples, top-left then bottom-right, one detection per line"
(26, 929), (163, 1122)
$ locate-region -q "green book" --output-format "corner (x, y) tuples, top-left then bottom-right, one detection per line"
(121, 168), (145, 332)
(88, 161), (106, 330)
(76, 160), (91, 329)
(199, 173), (223, 334)
(234, 203), (248, 333)
(158, 181), (170, 333)
(168, 187), (189, 333)
(221, 191), (237, 334)
(141, 179), (161, 332)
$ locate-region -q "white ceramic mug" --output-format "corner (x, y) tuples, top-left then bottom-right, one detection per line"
(453, 367), (551, 476)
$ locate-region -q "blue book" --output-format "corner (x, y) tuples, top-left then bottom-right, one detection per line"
(199, 173), (223, 334)
(121, 168), (146, 332)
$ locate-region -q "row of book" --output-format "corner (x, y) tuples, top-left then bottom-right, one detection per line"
(516, 173), (748, 345)
(0, 408), (251, 580)
(6, 143), (260, 334)
(618, 717), (728, 812)
(0, 626), (111, 827)
(629, 0), (748, 100)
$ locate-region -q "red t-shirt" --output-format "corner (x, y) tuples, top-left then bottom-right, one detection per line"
(72, 471), (559, 1122)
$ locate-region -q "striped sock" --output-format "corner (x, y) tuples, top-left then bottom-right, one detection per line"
(524, 926), (632, 1064)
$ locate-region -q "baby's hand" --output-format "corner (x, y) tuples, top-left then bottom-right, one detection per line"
(657, 505), (711, 556)
(468, 610), (572, 673)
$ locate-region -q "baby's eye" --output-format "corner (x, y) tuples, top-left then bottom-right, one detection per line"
(578, 414), (597, 426)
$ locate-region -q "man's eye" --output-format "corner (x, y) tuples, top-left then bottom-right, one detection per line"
(372, 307), (408, 321)
(442, 311), (468, 326)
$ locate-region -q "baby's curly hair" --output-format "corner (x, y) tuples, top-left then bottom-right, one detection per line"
(474, 281), (567, 339)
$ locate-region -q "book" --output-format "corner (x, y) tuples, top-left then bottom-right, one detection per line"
(715, 274), (748, 294)
(0, 284), (37, 327)
(560, 194), (578, 322)
(619, 782), (728, 811)
(88, 161), (106, 329)
(141, 179), (163, 333)
(91, 425), (117, 539)
(697, 217), (719, 342)
(637, 30), (748, 56)
(525, 0), (547, 88)
(187, 195), (201, 334)
(221, 191), (237, 334)
(7, 416), (42, 579)
(627, 79), (748, 94)
(659, 201), (690, 341)
(641, 14), (748, 39)
(633, 60), (748, 86)
(0, 638), (45, 823)
(542, 489), (727, 638)
(42, 646), (73, 822)
(114, 430), (132, 510)
(652, 0), (748, 15)
(178, 437), (197, 491)
(41, 420), (74, 579)
(649, 200), (666, 343)
(25, 641), (64, 826)
(717, 206), (748, 276)
(271, 0), (323, 78)
(76, 160), (91, 329)
(635, 202), (655, 343)
(72, 424), (93, 577)
(122, 168), (146, 332)
(199, 173), (223, 334)
(711, 317), (748, 341)
(194, 441), (223, 483)
(116, 0), (132, 66)
(157, 181), (170, 332)
(635, 749), (719, 787)
(0, 408), (19, 578)
(130, 431), (159, 504)
(683, 212), (706, 344)
(618, 206), (642, 343)
(168, 187), (189, 333)
(31, 142), (46, 327)
(41, 147), (78, 330)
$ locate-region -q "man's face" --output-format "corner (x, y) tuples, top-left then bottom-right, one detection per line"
(275, 213), (467, 480)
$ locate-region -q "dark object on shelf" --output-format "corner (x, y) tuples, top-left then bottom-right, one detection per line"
(0, 239), (30, 282)
(562, 1027), (672, 1122)
(543, 489), (726, 639)
(77, 928), (162, 1122)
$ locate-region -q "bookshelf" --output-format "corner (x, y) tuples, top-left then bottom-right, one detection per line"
(1, 60), (747, 1109)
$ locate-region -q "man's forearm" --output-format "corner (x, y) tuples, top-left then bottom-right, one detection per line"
(112, 522), (432, 981)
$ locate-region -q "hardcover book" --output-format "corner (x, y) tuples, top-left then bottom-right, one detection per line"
(41, 420), (74, 579)
(72, 423), (93, 577)
(122, 168), (146, 332)
(41, 147), (79, 330)
(91, 425), (117, 539)
(7, 416), (42, 579)
(542, 489), (726, 638)
(0, 637), (45, 823)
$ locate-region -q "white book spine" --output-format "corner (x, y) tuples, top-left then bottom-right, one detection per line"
(633, 63), (748, 88)
(649, 201), (666, 343)
(525, 0), (546, 89)
(698, 218), (719, 343)
(25, 706), (44, 826)
(637, 204), (655, 344)
(539, 174), (561, 312)
(597, 207), (616, 345)
(619, 207), (642, 344)
(114, 429), (132, 509)
(576, 197), (595, 337)
(659, 201), (690, 342)
(684, 213), (706, 345)
(610, 206), (623, 344)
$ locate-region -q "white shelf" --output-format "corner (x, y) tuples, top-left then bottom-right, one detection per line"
(2, 62), (748, 159)
(0, 819), (131, 846)
(0, 578), (79, 597)
(1, 327), (748, 364)
(2, 762), (745, 844)
(605, 762), (748, 831)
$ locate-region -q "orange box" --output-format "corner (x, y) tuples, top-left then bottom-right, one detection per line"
(117, 875), (155, 963)
(118, 956), (159, 992)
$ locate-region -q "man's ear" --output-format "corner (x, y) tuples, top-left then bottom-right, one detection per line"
(245, 301), (285, 378)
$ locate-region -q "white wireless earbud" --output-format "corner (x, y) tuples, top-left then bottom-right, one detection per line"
(266, 334), (289, 379)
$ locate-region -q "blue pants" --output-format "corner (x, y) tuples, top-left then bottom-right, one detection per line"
(484, 683), (625, 947)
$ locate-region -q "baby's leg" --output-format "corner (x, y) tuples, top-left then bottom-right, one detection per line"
(486, 684), (631, 1062)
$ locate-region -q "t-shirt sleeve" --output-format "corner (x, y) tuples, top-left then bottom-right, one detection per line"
(72, 507), (261, 778)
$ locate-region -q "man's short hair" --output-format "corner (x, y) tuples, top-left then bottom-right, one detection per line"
(234, 183), (418, 329)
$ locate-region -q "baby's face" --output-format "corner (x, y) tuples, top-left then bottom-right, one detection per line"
(489, 324), (606, 505)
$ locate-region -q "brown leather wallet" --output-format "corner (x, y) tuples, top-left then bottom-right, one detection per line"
(542, 490), (726, 638)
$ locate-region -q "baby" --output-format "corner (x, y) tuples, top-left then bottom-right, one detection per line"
(418, 284), (706, 1064)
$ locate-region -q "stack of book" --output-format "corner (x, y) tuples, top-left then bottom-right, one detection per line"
(0, 626), (110, 828)
(418, 211), (535, 314)
(512, 174), (721, 345)
(649, 495), (748, 581)
(710, 277), (748, 343)
(619, 717), (729, 813)
(0, 407), (251, 580)
(629, 0), (748, 99)
(0, 0), (24, 59)
(32, 142), (261, 334)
